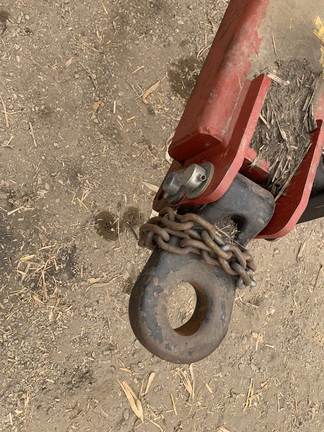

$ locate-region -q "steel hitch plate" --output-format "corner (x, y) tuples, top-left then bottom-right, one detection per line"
(129, 175), (275, 363)
(196, 174), (275, 247)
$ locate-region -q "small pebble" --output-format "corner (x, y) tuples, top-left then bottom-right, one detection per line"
(134, 340), (141, 349)
(123, 408), (130, 421)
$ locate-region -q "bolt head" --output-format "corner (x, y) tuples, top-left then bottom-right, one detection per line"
(163, 172), (182, 196)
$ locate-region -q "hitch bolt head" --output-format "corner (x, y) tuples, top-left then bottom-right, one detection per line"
(162, 172), (182, 196)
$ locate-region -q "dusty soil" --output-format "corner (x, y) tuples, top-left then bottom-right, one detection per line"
(0, 1), (323, 432)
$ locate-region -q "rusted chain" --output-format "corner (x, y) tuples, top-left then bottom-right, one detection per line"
(138, 208), (257, 288)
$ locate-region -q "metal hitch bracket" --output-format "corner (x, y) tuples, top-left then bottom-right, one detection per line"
(130, 176), (275, 363)
(129, 0), (324, 363)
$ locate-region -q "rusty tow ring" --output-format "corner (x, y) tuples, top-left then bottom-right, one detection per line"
(129, 174), (275, 363)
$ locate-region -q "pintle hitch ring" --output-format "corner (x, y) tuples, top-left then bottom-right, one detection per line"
(129, 175), (275, 363)
(129, 248), (236, 364)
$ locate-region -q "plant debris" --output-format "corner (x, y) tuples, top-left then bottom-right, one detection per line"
(118, 380), (144, 422)
(214, 217), (238, 243)
(250, 59), (321, 197)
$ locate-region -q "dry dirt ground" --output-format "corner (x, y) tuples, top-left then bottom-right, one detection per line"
(0, 1), (323, 431)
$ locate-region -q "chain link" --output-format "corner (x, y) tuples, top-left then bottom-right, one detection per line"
(139, 207), (257, 289)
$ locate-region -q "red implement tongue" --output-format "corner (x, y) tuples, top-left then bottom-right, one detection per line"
(153, 0), (324, 239)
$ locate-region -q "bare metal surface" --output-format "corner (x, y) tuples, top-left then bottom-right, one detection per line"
(181, 164), (207, 189)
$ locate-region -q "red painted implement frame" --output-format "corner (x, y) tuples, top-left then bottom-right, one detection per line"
(153, 0), (324, 239)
